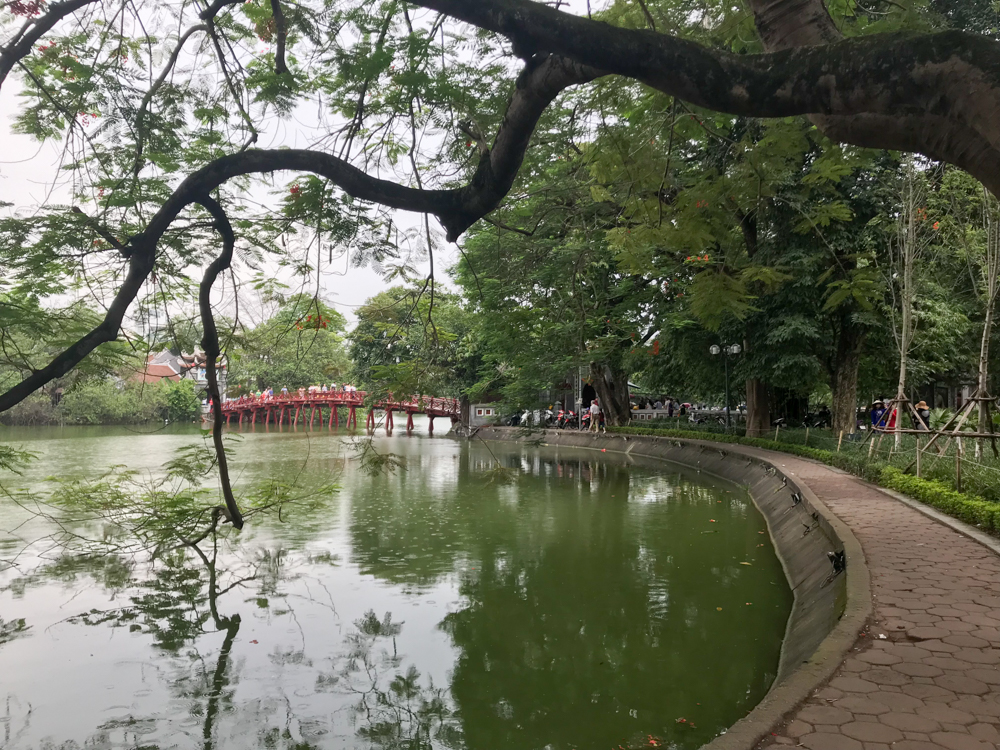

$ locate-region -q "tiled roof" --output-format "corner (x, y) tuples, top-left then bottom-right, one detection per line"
(133, 363), (182, 383)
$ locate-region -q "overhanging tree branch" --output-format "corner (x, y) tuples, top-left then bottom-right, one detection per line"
(196, 194), (245, 531)
(0, 0), (98, 89)
(412, 0), (1000, 196)
(269, 0), (288, 75)
(0, 54), (598, 413)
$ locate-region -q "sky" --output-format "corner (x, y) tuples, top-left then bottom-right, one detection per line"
(0, 0), (604, 330)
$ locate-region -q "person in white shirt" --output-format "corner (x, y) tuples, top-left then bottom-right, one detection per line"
(589, 398), (601, 432)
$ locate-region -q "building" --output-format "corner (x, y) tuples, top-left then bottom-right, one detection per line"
(133, 350), (227, 400)
(470, 403), (500, 427)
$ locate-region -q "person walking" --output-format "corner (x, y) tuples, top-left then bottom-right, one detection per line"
(913, 400), (931, 430)
(589, 398), (601, 432)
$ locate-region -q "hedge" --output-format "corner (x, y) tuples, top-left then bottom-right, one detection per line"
(607, 426), (1000, 536)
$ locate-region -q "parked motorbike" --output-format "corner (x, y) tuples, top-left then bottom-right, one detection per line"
(801, 411), (831, 429)
(558, 410), (579, 429)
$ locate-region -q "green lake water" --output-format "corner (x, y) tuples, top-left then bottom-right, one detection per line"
(0, 424), (793, 750)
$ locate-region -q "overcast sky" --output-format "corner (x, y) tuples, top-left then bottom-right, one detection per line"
(0, 0), (603, 330)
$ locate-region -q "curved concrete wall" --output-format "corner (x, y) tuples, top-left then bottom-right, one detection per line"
(473, 427), (870, 750)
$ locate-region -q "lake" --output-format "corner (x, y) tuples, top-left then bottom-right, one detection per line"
(0, 424), (792, 750)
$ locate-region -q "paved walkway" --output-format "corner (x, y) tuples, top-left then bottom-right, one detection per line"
(756, 454), (1000, 750)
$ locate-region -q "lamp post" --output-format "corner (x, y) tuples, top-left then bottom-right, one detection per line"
(710, 343), (742, 429)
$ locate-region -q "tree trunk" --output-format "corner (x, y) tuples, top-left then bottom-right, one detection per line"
(976, 194), (999, 458)
(590, 361), (631, 426)
(745, 379), (770, 437)
(831, 322), (865, 436)
(894, 159), (920, 449)
(976, 302), (994, 457)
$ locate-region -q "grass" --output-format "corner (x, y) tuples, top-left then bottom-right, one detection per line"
(607, 420), (1000, 536)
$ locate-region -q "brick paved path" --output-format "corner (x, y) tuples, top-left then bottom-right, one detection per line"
(757, 455), (1000, 750)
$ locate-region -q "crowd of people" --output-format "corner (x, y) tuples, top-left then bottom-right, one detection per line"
(630, 397), (687, 417)
(227, 383), (360, 403)
(869, 399), (932, 431)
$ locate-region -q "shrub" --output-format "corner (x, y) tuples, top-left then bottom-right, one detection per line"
(60, 379), (168, 424)
(163, 379), (201, 422)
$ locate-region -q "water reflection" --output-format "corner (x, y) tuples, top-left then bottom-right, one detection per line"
(0, 431), (791, 750)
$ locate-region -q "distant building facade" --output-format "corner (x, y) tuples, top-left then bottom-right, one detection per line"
(133, 350), (227, 401)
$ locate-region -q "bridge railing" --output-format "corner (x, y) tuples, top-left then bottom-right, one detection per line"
(220, 391), (459, 415)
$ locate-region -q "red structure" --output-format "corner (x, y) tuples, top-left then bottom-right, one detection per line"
(218, 391), (460, 432)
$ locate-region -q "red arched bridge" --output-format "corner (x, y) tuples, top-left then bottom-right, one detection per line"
(218, 392), (461, 431)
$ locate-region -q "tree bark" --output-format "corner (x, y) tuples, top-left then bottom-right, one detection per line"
(745, 378), (770, 437)
(416, 0), (1000, 198)
(977, 302), (992, 439)
(894, 162), (920, 448)
(831, 323), (864, 436)
(590, 361), (631, 426)
(976, 194), (999, 457)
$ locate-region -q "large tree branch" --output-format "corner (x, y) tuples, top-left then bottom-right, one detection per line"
(0, 240), (155, 412)
(196, 194), (245, 531)
(746, 0), (1000, 198)
(0, 55), (597, 413)
(0, 0), (98, 89)
(413, 0), (1000, 196)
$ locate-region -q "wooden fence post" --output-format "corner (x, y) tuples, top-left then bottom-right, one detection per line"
(805, 426), (810, 446)
(916, 436), (921, 478)
(837, 431), (844, 452)
(956, 438), (963, 492)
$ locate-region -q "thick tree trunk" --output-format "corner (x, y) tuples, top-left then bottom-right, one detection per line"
(831, 323), (865, 436)
(590, 361), (631, 426)
(745, 379), (770, 437)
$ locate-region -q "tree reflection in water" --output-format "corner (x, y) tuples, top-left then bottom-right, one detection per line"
(0, 439), (790, 750)
(318, 609), (463, 750)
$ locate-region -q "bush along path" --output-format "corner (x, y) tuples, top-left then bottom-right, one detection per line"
(694, 444), (1000, 750)
(609, 427), (1000, 536)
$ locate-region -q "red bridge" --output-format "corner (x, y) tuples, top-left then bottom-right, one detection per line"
(218, 392), (461, 431)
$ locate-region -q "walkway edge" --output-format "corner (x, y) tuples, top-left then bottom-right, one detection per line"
(475, 429), (872, 750)
(820, 464), (1000, 558)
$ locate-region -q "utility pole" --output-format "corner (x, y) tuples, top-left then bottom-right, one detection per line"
(710, 344), (742, 430)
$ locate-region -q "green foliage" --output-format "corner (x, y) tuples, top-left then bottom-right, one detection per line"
(227, 294), (349, 392)
(0, 444), (36, 473)
(58, 379), (168, 425)
(349, 285), (479, 399)
(163, 379), (202, 422)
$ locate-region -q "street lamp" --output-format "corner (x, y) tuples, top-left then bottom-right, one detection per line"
(710, 343), (742, 429)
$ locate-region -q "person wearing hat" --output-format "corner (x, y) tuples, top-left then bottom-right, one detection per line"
(870, 400), (888, 429)
(912, 400), (931, 430)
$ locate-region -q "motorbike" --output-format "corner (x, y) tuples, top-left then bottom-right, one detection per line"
(802, 411), (831, 429)
(558, 410), (579, 429)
